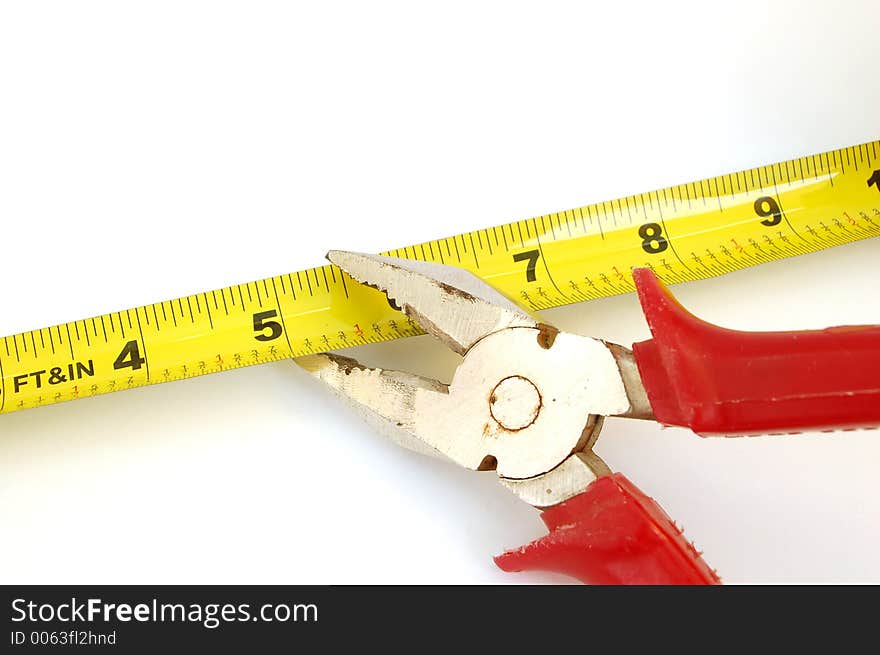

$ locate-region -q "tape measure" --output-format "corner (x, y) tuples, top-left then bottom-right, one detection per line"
(2, 141), (878, 415)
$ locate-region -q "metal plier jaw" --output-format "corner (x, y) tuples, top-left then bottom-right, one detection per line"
(298, 251), (649, 499)
(298, 251), (880, 585)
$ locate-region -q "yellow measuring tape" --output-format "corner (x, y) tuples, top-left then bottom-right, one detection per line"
(2, 141), (878, 415)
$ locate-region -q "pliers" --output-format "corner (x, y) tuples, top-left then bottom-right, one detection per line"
(297, 251), (880, 584)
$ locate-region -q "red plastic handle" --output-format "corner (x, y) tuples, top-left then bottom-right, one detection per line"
(631, 268), (880, 436)
(495, 473), (718, 584)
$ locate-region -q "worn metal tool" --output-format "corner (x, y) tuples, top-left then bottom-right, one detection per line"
(298, 251), (880, 584)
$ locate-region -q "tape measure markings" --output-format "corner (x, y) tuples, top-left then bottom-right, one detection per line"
(0, 141), (878, 414)
(531, 218), (567, 301)
(132, 307), (151, 384)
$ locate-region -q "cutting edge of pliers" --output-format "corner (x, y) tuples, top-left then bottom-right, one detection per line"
(297, 251), (880, 584)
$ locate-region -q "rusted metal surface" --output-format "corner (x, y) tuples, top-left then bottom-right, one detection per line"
(297, 250), (653, 504)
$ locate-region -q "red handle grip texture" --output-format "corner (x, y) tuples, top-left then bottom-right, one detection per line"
(495, 473), (719, 584)
(630, 268), (880, 436)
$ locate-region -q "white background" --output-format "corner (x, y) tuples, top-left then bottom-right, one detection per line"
(0, 1), (878, 584)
